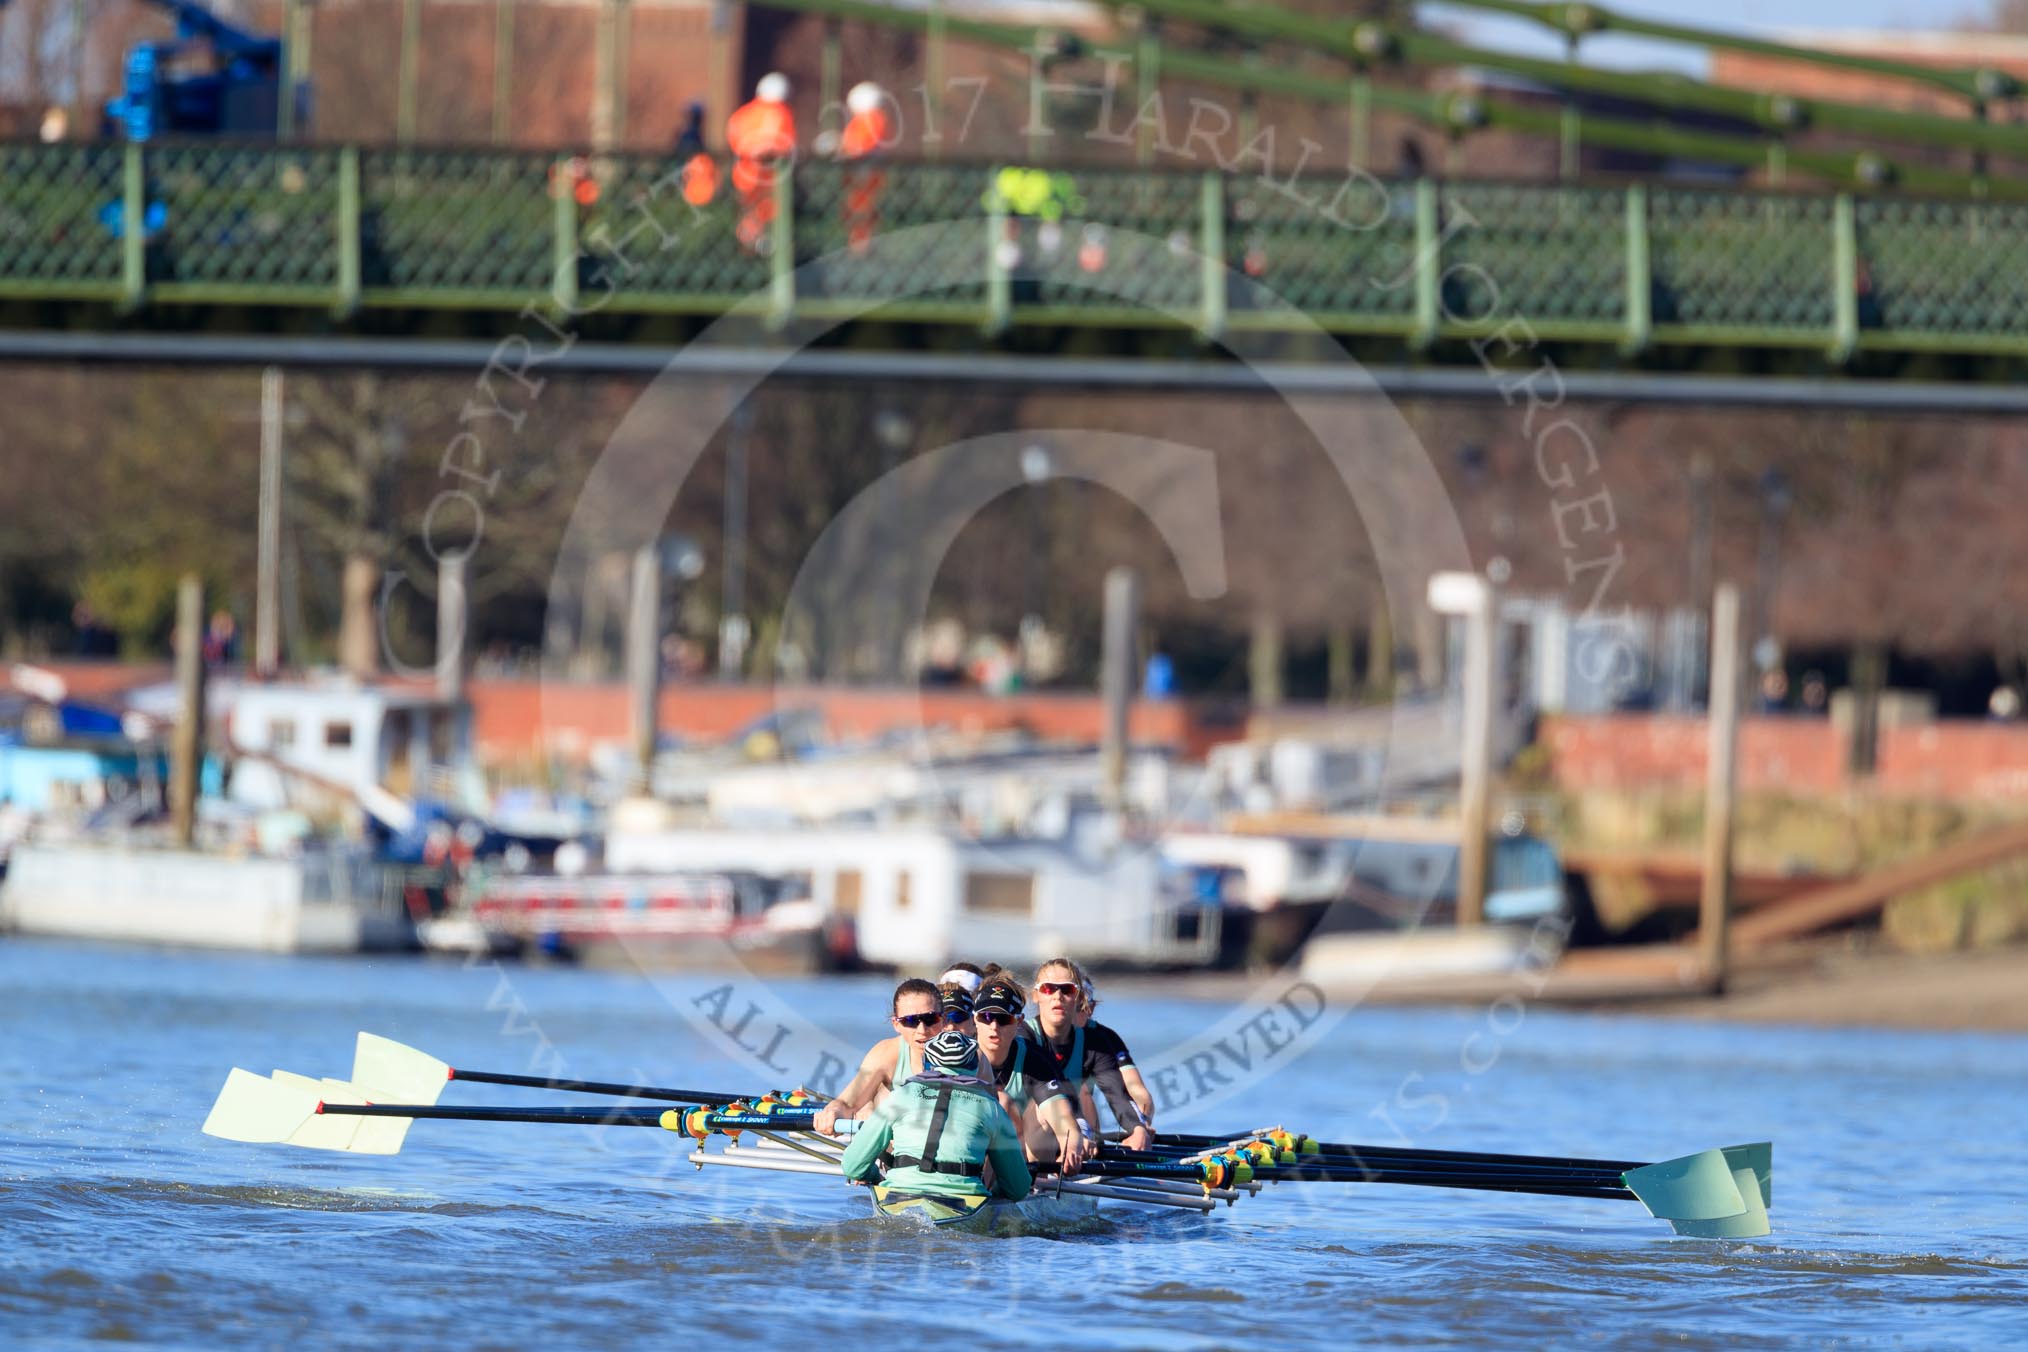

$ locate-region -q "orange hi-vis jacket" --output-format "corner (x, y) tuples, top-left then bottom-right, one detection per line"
(839, 106), (892, 160)
(726, 98), (797, 162)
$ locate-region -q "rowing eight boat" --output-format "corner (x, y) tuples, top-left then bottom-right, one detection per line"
(200, 1032), (1774, 1238)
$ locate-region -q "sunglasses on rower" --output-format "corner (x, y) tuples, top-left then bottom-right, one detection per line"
(894, 1012), (945, 1029)
(1036, 982), (1080, 997)
(973, 1010), (1018, 1027)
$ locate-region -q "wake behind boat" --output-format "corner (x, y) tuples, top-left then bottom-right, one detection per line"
(200, 1032), (1775, 1239)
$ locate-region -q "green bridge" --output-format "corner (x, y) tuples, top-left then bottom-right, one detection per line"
(4, 142), (2027, 374)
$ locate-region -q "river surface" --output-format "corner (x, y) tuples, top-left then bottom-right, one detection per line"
(2, 937), (2024, 1348)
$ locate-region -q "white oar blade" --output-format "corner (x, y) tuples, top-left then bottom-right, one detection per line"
(266, 1070), (368, 1152)
(202, 1068), (321, 1145)
(321, 1077), (414, 1156)
(352, 1032), (450, 1106)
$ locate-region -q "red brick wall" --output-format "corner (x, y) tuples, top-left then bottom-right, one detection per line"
(1544, 714), (2028, 799)
(465, 678), (1238, 763)
(1877, 722), (2028, 799)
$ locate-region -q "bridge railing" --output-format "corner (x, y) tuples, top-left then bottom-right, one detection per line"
(3, 142), (2027, 359)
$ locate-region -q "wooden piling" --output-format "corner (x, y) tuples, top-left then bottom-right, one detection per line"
(1100, 567), (1139, 809)
(626, 544), (661, 788)
(436, 552), (467, 703)
(170, 575), (205, 847)
(255, 366), (283, 678)
(1700, 583), (1743, 991)
(1456, 582), (1496, 928)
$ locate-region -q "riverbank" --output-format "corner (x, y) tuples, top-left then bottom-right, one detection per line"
(1639, 942), (2028, 1033)
(1119, 939), (2028, 1034)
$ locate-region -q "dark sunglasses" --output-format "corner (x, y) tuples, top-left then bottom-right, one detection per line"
(973, 1010), (1018, 1026)
(894, 1012), (945, 1029)
(1036, 982), (1080, 997)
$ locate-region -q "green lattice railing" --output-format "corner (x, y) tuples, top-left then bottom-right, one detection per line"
(5, 141), (2028, 358)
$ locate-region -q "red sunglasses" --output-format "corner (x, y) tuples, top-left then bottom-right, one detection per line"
(1036, 982), (1080, 997)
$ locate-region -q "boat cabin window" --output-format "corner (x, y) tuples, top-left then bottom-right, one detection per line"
(324, 721), (353, 749)
(834, 869), (862, 917)
(963, 872), (1034, 916)
(270, 719), (295, 749)
(895, 870), (912, 911)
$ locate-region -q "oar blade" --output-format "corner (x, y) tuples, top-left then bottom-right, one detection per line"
(1722, 1142), (1773, 1208)
(311, 1077), (414, 1155)
(1622, 1143), (1773, 1238)
(1663, 1166), (1771, 1238)
(201, 1068), (322, 1145)
(268, 1071), (368, 1152)
(351, 1033), (450, 1106)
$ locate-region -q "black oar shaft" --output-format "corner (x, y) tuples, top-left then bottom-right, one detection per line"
(1104, 1147), (1625, 1187)
(448, 1069), (741, 1106)
(1153, 1133), (1647, 1174)
(318, 1103), (672, 1126)
(1076, 1159), (1635, 1202)
(1257, 1168), (1633, 1196)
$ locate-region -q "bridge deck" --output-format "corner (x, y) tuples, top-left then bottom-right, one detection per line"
(3, 144), (2026, 370)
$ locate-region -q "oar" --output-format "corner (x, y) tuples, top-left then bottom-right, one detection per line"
(313, 1102), (862, 1136)
(354, 1032), (758, 1106)
(318, 1104), (675, 1127)
(1095, 1142), (1776, 1236)
(1072, 1156), (1637, 1202)
(1100, 1145), (1629, 1189)
(446, 1070), (749, 1106)
(1152, 1130), (1648, 1175)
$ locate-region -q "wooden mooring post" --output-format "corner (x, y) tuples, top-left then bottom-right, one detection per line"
(170, 575), (205, 847)
(626, 544), (661, 789)
(1700, 583), (1743, 991)
(1100, 567), (1139, 810)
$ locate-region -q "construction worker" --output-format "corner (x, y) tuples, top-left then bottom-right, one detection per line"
(674, 101), (718, 209)
(726, 73), (796, 253)
(837, 81), (892, 255)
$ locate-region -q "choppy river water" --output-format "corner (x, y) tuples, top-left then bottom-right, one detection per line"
(2, 938), (2024, 1348)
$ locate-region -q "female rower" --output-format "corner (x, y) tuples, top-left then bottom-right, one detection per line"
(812, 976), (946, 1135)
(936, 980), (977, 1039)
(1028, 957), (1154, 1151)
(840, 1029), (1032, 1208)
(939, 962), (986, 993)
(1074, 972), (1156, 1126)
(969, 975), (1089, 1174)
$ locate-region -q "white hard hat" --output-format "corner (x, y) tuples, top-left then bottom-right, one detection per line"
(847, 81), (884, 115)
(757, 72), (790, 104)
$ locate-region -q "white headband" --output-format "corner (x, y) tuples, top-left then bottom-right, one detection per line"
(938, 968), (984, 993)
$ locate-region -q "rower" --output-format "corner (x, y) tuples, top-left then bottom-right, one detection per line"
(939, 962), (985, 994)
(1029, 956), (1154, 1151)
(971, 975), (1089, 1174)
(1074, 971), (1156, 1127)
(840, 1029), (1032, 1204)
(812, 977), (945, 1135)
(937, 981), (977, 1039)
